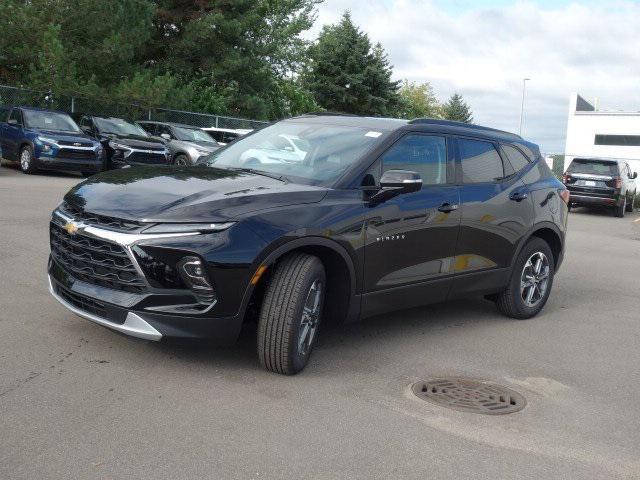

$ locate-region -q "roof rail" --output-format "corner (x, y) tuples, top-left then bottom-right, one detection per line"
(409, 118), (522, 140)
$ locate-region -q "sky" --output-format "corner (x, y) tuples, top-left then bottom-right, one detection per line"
(307, 0), (640, 153)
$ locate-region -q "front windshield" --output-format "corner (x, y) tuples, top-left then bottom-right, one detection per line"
(205, 121), (387, 185)
(95, 118), (148, 136)
(23, 110), (80, 133)
(173, 126), (217, 143)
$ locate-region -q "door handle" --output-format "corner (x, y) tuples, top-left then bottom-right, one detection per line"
(510, 191), (528, 202)
(437, 203), (459, 213)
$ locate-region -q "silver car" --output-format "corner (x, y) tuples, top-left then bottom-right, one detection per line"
(137, 121), (221, 165)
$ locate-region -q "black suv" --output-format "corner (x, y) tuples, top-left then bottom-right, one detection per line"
(563, 157), (637, 217)
(48, 115), (568, 375)
(79, 116), (170, 169)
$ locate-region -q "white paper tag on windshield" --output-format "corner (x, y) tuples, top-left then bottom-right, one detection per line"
(365, 131), (382, 138)
(45, 118), (53, 124)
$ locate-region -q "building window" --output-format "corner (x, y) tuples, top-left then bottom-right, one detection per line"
(594, 134), (640, 146)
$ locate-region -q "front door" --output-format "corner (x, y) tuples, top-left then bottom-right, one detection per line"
(3, 109), (24, 160)
(362, 133), (461, 316)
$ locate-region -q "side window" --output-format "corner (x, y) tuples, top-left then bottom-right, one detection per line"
(140, 123), (156, 135)
(223, 132), (238, 144)
(9, 109), (22, 125)
(158, 125), (173, 138)
(459, 138), (504, 183)
(381, 134), (447, 185)
(502, 144), (530, 173)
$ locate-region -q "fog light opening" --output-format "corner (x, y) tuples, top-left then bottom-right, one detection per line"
(177, 256), (217, 305)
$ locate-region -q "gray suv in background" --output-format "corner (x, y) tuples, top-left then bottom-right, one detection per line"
(137, 121), (221, 165)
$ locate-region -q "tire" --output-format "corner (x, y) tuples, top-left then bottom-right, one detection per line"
(625, 194), (634, 212)
(257, 253), (326, 375)
(19, 145), (37, 174)
(174, 154), (190, 166)
(567, 203), (572, 212)
(615, 198), (626, 218)
(496, 237), (555, 320)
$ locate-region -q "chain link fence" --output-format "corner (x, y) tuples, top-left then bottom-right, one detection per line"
(0, 84), (269, 130)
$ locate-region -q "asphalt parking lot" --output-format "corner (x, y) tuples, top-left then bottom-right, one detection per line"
(1, 164), (640, 480)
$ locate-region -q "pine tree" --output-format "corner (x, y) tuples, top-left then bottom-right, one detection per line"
(304, 12), (400, 116)
(442, 93), (473, 123)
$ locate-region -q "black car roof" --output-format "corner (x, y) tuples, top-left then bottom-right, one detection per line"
(288, 114), (539, 153)
(137, 120), (201, 129)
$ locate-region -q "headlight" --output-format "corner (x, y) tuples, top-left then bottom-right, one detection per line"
(37, 136), (57, 145)
(196, 148), (211, 155)
(141, 222), (235, 234)
(109, 141), (131, 151)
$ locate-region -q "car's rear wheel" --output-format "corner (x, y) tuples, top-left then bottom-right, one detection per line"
(496, 237), (555, 320)
(257, 253), (325, 375)
(174, 154), (190, 166)
(19, 145), (37, 174)
(615, 198), (626, 218)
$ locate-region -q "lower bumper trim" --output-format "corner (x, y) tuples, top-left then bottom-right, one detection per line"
(48, 275), (162, 341)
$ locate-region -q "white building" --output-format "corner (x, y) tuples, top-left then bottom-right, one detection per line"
(564, 93), (640, 175)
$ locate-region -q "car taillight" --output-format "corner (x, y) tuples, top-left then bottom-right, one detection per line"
(559, 188), (570, 204)
(562, 173), (571, 184)
(614, 177), (622, 189)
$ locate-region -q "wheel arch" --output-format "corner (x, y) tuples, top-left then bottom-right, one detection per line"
(514, 223), (564, 269)
(242, 237), (358, 326)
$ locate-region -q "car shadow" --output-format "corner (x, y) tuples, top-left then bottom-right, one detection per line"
(1, 159), (84, 178)
(151, 297), (512, 375)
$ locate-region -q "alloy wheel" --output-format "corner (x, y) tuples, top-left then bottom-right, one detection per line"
(520, 252), (550, 308)
(20, 149), (31, 171)
(297, 279), (322, 356)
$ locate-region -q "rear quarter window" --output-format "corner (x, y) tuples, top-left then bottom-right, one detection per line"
(502, 145), (530, 172)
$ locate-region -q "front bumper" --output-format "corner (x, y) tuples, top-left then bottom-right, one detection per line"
(48, 275), (162, 341)
(37, 156), (102, 172)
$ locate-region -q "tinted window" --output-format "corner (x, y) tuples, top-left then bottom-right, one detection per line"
(502, 145), (530, 172)
(568, 159), (618, 176)
(459, 139), (503, 183)
(9, 109), (22, 125)
(594, 134), (640, 146)
(381, 134), (447, 185)
(139, 123), (156, 135)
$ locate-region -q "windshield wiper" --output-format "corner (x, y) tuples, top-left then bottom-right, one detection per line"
(227, 167), (288, 183)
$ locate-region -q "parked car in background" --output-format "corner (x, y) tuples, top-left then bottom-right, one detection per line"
(563, 157), (637, 217)
(79, 116), (170, 169)
(137, 121), (220, 165)
(0, 106), (103, 175)
(201, 127), (252, 145)
(48, 115), (568, 375)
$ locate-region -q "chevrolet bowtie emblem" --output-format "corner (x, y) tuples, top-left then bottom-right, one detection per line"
(64, 221), (79, 235)
(73, 142), (82, 147)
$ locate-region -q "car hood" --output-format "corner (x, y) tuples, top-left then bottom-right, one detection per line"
(31, 130), (95, 144)
(101, 134), (166, 149)
(171, 140), (219, 151)
(64, 166), (328, 223)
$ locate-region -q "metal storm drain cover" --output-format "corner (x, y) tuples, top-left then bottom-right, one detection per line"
(411, 378), (526, 415)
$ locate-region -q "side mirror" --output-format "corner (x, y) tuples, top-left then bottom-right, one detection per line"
(160, 133), (171, 140)
(7, 119), (18, 126)
(370, 170), (422, 203)
(632, 172), (638, 180)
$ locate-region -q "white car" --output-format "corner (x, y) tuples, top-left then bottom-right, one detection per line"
(238, 134), (308, 166)
(201, 127), (252, 145)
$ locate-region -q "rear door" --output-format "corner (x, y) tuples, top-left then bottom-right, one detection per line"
(362, 132), (461, 316)
(449, 137), (534, 298)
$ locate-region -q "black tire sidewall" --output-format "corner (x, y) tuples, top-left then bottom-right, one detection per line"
(508, 238), (555, 318)
(175, 154), (189, 166)
(289, 263), (326, 373)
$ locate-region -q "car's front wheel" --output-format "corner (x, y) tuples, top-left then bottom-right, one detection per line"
(19, 145), (37, 174)
(257, 253), (325, 375)
(496, 237), (555, 319)
(174, 154), (190, 166)
(625, 194), (635, 212)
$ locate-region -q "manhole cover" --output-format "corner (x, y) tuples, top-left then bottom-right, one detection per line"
(411, 378), (526, 415)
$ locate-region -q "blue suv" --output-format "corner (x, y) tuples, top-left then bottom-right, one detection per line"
(0, 106), (103, 175)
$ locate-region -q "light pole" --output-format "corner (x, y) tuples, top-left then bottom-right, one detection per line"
(519, 78), (530, 136)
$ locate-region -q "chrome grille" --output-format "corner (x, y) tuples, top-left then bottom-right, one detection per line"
(60, 203), (143, 232)
(50, 222), (146, 293)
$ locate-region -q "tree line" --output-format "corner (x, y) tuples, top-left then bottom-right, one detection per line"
(0, 2), (473, 123)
